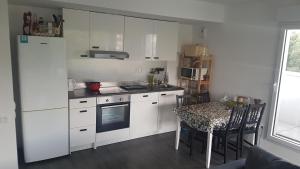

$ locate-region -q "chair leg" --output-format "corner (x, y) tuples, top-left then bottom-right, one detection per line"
(189, 130), (194, 156)
(240, 134), (244, 157)
(236, 135), (240, 160)
(224, 136), (228, 163)
(217, 137), (221, 149)
(254, 131), (258, 145)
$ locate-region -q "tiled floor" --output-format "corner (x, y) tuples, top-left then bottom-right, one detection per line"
(19, 132), (248, 169)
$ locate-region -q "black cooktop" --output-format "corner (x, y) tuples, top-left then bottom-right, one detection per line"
(120, 85), (148, 90)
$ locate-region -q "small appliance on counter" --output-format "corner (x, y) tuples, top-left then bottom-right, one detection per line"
(86, 82), (101, 92)
(147, 67), (169, 86)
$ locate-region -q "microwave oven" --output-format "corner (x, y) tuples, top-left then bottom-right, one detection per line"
(181, 67), (200, 80)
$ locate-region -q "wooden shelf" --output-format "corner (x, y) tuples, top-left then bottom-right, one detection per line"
(200, 81), (209, 85)
(178, 44), (213, 95)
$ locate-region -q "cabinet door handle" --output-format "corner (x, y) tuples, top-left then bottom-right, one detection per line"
(80, 129), (87, 132)
(161, 94), (166, 96)
(79, 101), (87, 103)
(80, 54), (88, 58)
(145, 57), (151, 59)
(92, 46), (99, 49)
(153, 57), (159, 59)
(143, 95), (149, 97)
(152, 102), (158, 104)
(79, 110), (87, 113)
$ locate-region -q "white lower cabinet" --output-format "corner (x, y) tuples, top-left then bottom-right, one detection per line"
(70, 125), (96, 147)
(68, 90), (183, 151)
(158, 90), (184, 133)
(69, 107), (96, 128)
(130, 93), (159, 139)
(69, 98), (96, 152)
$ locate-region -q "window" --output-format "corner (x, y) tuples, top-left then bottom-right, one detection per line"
(269, 29), (300, 149)
(286, 31), (300, 72)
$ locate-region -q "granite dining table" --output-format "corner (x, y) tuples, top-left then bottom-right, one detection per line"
(174, 101), (231, 168)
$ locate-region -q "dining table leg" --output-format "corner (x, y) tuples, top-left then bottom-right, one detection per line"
(175, 116), (181, 150)
(206, 130), (213, 168)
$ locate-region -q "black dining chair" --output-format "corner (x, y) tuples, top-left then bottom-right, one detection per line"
(176, 95), (193, 108)
(240, 103), (266, 157)
(213, 104), (249, 163)
(190, 91), (211, 154)
(176, 95), (194, 156)
(197, 91), (211, 104)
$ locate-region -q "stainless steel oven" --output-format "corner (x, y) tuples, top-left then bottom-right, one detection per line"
(96, 94), (130, 133)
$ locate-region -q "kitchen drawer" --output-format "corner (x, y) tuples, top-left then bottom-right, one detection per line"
(70, 125), (96, 147)
(70, 107), (96, 128)
(159, 90), (184, 98)
(131, 93), (158, 102)
(69, 97), (96, 109)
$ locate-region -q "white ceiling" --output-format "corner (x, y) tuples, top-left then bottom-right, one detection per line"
(197, 0), (300, 7)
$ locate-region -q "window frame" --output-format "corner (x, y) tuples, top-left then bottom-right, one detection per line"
(267, 24), (300, 151)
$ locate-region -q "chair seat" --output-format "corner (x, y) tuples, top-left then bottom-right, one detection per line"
(243, 126), (256, 132)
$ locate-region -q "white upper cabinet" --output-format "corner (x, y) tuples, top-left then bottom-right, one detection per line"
(124, 17), (178, 61)
(124, 17), (154, 61)
(153, 20), (179, 61)
(90, 12), (124, 51)
(63, 9), (90, 58)
(63, 9), (179, 60)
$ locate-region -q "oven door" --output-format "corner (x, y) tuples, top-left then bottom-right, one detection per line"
(96, 102), (130, 133)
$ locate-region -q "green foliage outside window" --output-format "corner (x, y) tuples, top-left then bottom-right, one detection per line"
(287, 32), (300, 72)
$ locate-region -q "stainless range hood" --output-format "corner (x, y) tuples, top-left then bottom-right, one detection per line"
(90, 50), (129, 60)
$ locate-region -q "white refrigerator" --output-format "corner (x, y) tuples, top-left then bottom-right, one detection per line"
(17, 35), (69, 163)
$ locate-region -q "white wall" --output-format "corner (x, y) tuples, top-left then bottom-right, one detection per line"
(167, 24), (194, 85)
(68, 59), (167, 82)
(203, 1), (300, 165)
(277, 5), (300, 22)
(0, 0), (19, 168)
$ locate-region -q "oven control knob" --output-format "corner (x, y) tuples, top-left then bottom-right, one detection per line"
(106, 99), (109, 102)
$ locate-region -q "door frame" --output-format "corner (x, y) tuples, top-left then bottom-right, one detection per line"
(267, 23), (300, 151)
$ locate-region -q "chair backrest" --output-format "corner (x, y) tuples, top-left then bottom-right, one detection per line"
(197, 91), (210, 104)
(243, 103), (266, 130)
(176, 95), (192, 108)
(226, 104), (249, 133)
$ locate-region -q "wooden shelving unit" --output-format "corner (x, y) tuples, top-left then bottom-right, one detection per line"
(178, 44), (213, 95)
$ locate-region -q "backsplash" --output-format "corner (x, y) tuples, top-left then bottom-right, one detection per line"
(67, 58), (167, 82)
